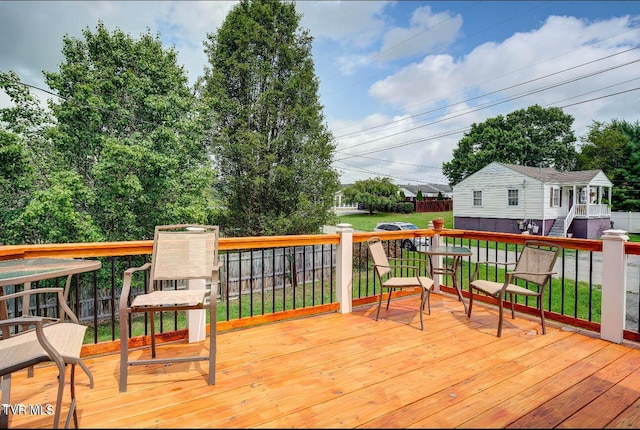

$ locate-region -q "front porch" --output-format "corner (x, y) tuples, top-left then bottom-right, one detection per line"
(7, 293), (640, 428)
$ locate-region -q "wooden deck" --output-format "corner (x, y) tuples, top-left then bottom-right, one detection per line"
(7, 292), (640, 428)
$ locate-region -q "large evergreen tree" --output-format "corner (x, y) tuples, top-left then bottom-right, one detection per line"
(199, 0), (340, 236)
(44, 21), (215, 241)
(442, 105), (577, 186)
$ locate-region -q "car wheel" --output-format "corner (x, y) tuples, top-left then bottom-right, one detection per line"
(402, 239), (414, 251)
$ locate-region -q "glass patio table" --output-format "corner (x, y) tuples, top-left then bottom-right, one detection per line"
(416, 246), (472, 314)
(0, 257), (102, 334)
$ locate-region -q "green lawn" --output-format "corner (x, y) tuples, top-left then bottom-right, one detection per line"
(336, 211), (454, 231)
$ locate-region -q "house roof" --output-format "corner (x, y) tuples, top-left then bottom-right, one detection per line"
(399, 183), (452, 195)
(337, 183), (452, 195)
(497, 163), (611, 185)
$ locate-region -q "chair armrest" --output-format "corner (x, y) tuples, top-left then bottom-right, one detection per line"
(120, 262), (152, 310)
(0, 287), (80, 324)
(374, 263), (423, 276)
(475, 261), (517, 266)
(470, 261), (517, 282)
(508, 270), (557, 278)
(0, 315), (55, 329)
(388, 257), (425, 263)
(123, 262), (152, 275)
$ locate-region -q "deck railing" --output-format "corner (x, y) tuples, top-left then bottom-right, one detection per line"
(0, 226), (637, 356)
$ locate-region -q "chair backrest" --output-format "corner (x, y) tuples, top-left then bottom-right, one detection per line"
(367, 237), (392, 279)
(151, 224), (220, 283)
(513, 240), (560, 287)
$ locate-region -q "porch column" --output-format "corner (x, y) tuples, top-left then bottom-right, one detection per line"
(601, 229), (629, 343)
(336, 223), (353, 314)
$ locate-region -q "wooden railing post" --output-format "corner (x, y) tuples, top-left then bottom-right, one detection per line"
(601, 228), (629, 343)
(336, 223), (353, 314)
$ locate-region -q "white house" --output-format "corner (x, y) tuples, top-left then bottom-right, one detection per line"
(452, 162), (613, 239)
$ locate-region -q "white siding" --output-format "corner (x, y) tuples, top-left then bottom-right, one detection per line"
(453, 163), (547, 219)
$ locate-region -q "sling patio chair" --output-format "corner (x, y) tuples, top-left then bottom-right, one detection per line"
(467, 240), (560, 337)
(0, 287), (93, 429)
(118, 224), (222, 392)
(367, 237), (434, 330)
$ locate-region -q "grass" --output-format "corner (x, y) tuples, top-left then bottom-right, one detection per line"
(336, 211), (454, 231)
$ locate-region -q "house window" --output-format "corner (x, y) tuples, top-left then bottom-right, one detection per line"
(551, 187), (560, 207)
(507, 189), (519, 206)
(472, 190), (482, 206)
(579, 188), (587, 204)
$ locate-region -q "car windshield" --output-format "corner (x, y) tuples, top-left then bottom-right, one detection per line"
(403, 224), (418, 230)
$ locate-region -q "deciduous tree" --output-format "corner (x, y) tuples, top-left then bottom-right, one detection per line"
(341, 177), (400, 215)
(577, 119), (640, 211)
(442, 105), (577, 185)
(45, 21), (215, 240)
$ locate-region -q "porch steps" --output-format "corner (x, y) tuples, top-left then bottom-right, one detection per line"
(548, 217), (566, 237)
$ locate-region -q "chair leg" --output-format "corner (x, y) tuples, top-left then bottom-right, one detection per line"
(497, 295), (505, 338)
(510, 293), (516, 319)
(52, 362), (66, 429)
(375, 288), (385, 321)
(419, 288), (424, 330)
(119, 310), (129, 393)
(386, 288), (393, 310)
(208, 299), (216, 386)
(539, 301), (547, 334)
(150, 312), (157, 358)
(78, 360), (94, 389)
(66, 364), (78, 429)
(466, 287), (474, 318)
(425, 289), (431, 315)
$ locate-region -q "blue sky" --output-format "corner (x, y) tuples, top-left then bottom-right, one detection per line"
(1, 1), (639, 185)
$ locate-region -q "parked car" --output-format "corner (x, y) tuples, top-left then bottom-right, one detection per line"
(373, 222), (429, 251)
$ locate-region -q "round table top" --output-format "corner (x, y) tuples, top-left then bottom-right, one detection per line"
(416, 246), (472, 257)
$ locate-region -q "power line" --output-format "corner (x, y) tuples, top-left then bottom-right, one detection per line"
(335, 47), (640, 152)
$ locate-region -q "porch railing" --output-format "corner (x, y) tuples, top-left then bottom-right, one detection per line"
(563, 204), (577, 237)
(0, 226), (636, 356)
(575, 203), (611, 217)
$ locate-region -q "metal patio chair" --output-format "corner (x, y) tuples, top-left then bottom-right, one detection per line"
(468, 240), (560, 337)
(0, 287), (92, 428)
(367, 237), (434, 330)
(119, 224), (221, 392)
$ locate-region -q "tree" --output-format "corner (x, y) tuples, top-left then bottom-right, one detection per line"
(416, 189), (423, 201)
(199, 0), (340, 236)
(10, 171), (103, 244)
(341, 177), (400, 215)
(442, 105), (577, 186)
(44, 21), (215, 241)
(1, 71), (104, 245)
(577, 119), (640, 211)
